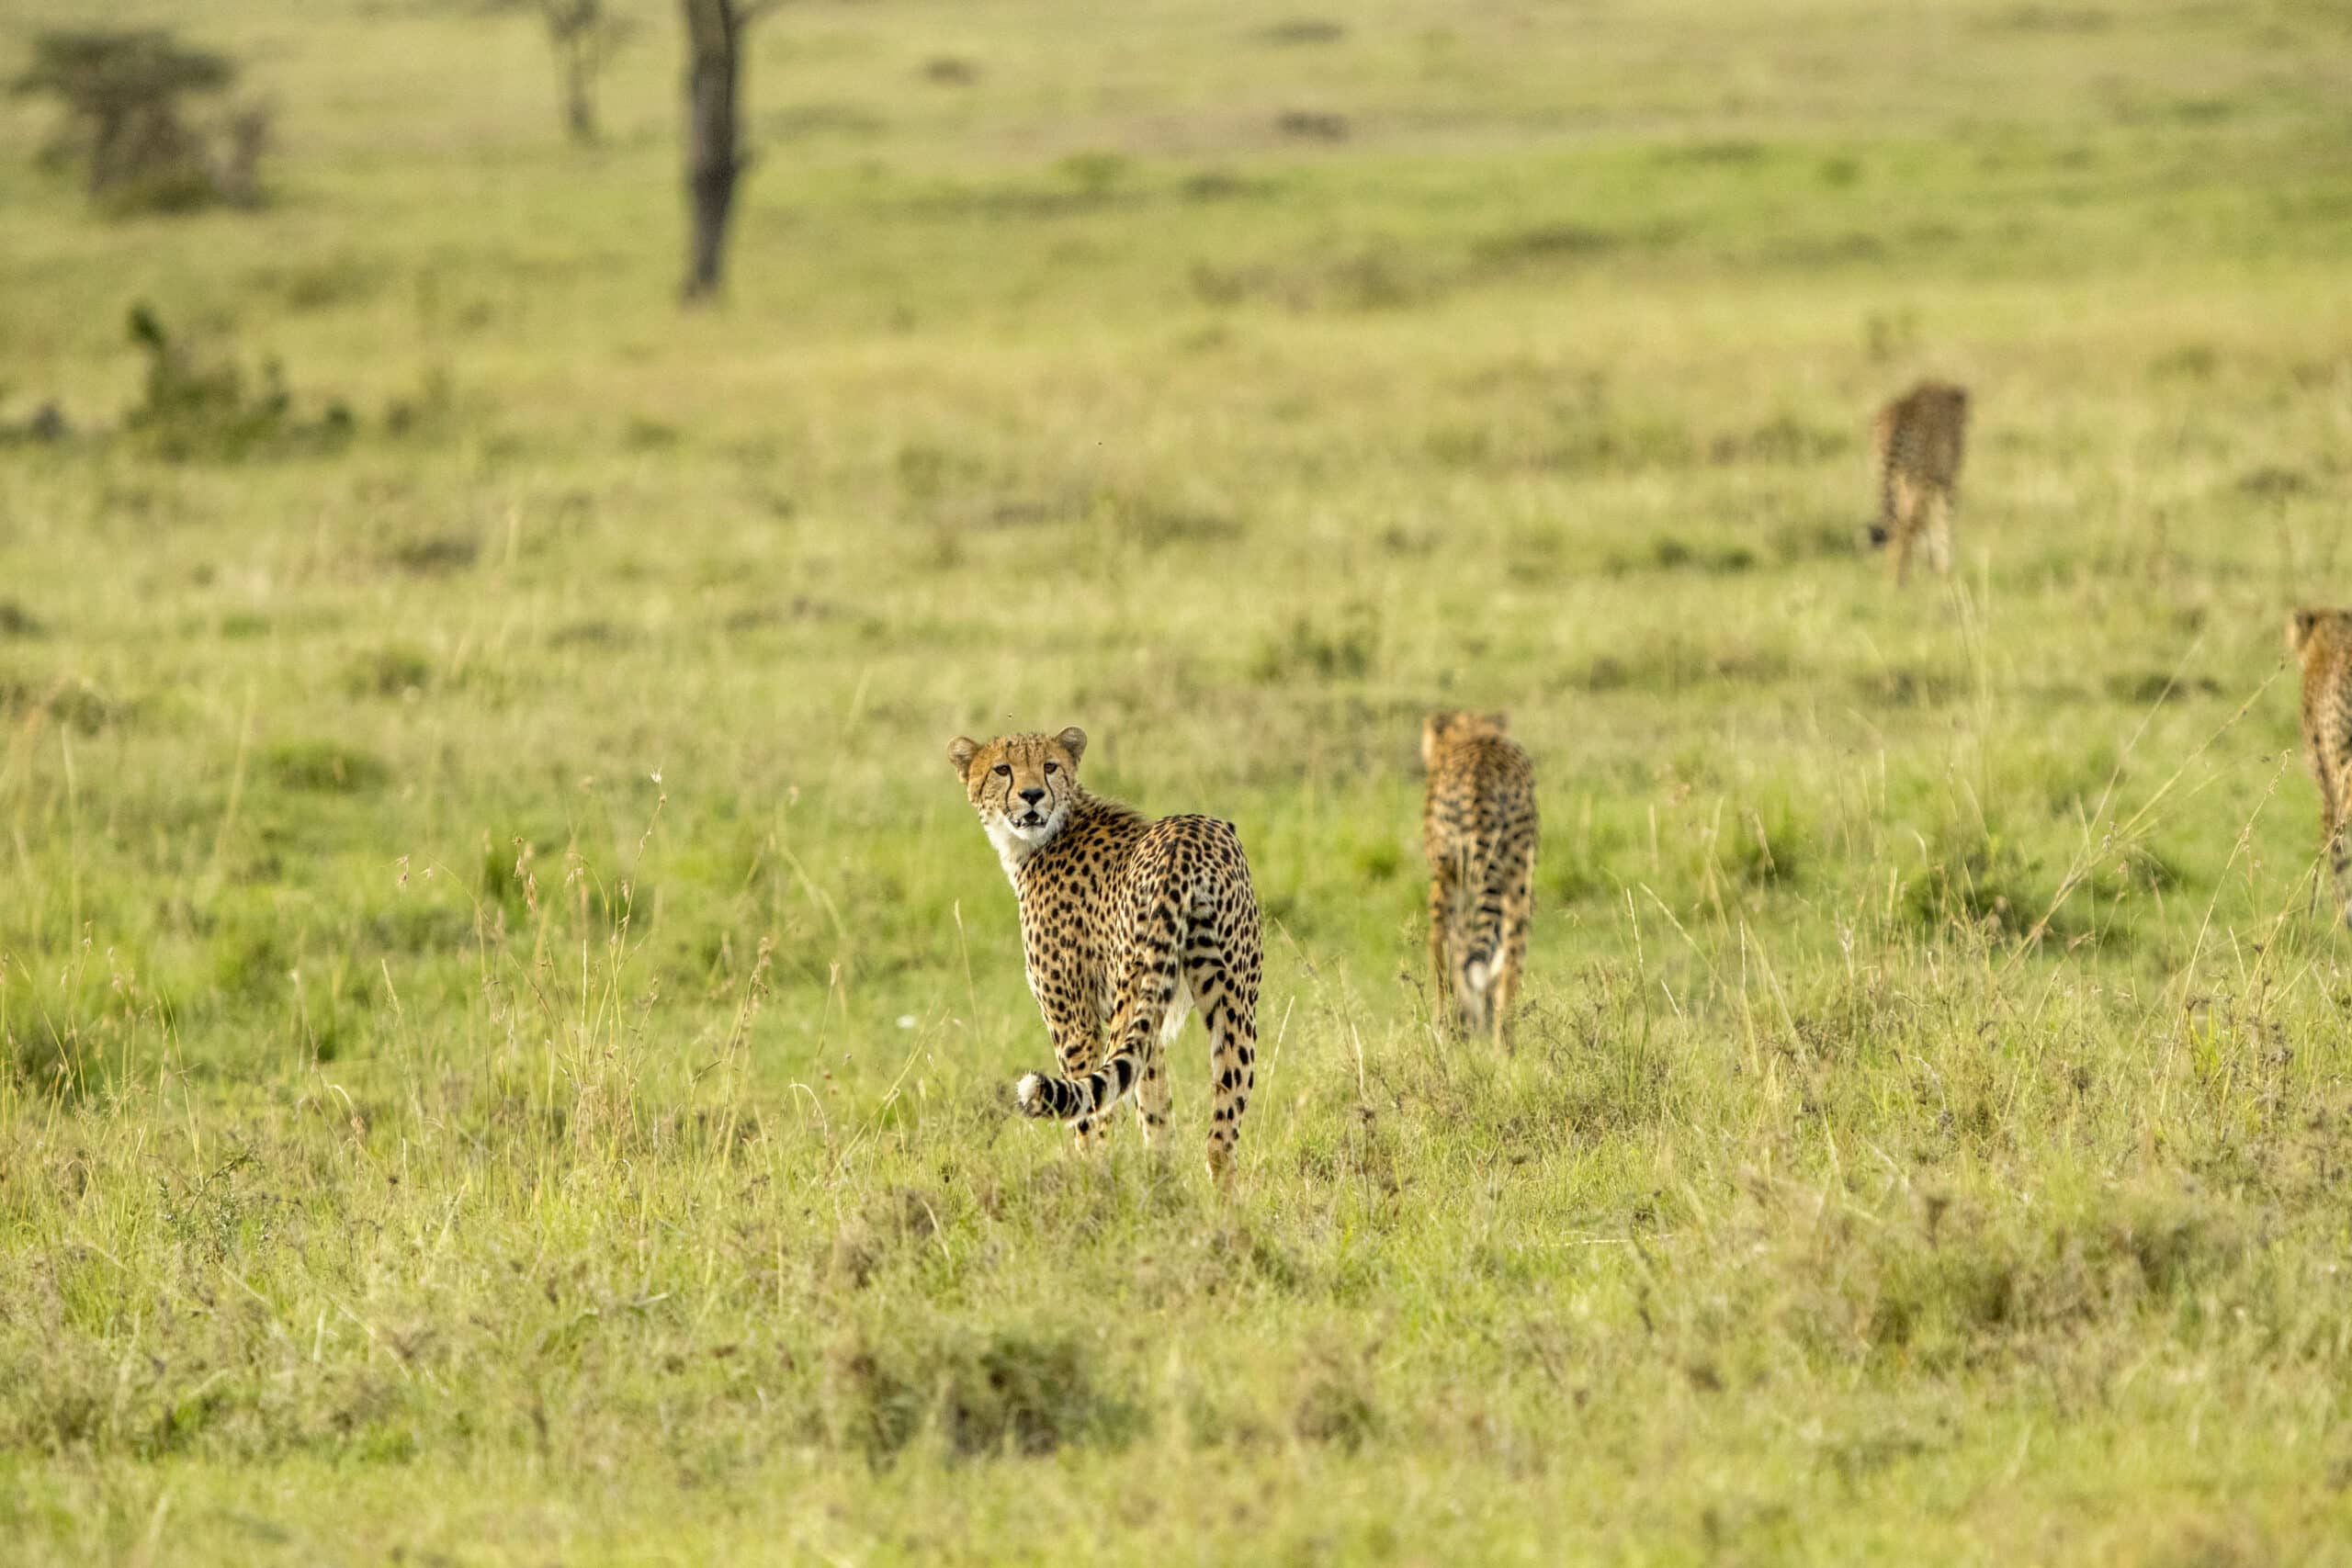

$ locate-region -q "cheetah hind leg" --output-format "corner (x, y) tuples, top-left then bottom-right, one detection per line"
(1131, 976), (1190, 1147)
(1927, 488), (1956, 576)
(1427, 868), (1456, 1031)
(1442, 854), (1490, 1038)
(2331, 815), (2352, 930)
(1186, 938), (1256, 1188)
(1887, 477), (1919, 584)
(2313, 772), (2347, 926)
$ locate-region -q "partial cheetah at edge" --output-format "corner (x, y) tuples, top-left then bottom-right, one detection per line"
(1867, 380), (1970, 583)
(2290, 608), (2352, 927)
(948, 727), (1262, 1178)
(1421, 710), (1538, 1042)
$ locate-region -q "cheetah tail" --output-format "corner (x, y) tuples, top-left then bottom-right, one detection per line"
(1014, 964), (1176, 1123)
(1014, 1045), (1143, 1122)
(1462, 846), (1516, 1004)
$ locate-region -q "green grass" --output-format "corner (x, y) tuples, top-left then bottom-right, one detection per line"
(6, 0), (2352, 1560)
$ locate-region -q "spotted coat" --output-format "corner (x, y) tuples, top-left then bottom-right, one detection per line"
(2291, 608), (2352, 927)
(948, 727), (1262, 1178)
(1868, 380), (1970, 583)
(1421, 710), (1538, 1042)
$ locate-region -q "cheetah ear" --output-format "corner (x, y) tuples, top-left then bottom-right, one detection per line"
(1487, 710), (1510, 731)
(2290, 611), (2320, 653)
(948, 736), (980, 778)
(1056, 726), (1088, 767)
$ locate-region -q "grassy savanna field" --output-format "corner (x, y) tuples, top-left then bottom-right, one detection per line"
(6, 0), (2352, 1559)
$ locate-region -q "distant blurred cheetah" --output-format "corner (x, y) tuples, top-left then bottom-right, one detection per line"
(2290, 608), (2352, 927)
(948, 726), (1262, 1178)
(1421, 710), (1537, 1042)
(1867, 380), (1971, 583)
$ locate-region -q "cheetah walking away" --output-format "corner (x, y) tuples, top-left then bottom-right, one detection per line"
(2290, 608), (2352, 927)
(1421, 710), (1538, 1042)
(1867, 379), (1971, 583)
(948, 727), (1263, 1177)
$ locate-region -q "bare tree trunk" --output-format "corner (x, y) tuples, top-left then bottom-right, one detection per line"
(680, 0), (759, 304)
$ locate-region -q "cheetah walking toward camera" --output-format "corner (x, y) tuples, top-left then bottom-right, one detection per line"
(1867, 380), (1970, 583)
(1421, 711), (1538, 1042)
(2290, 608), (2352, 927)
(948, 727), (1262, 1178)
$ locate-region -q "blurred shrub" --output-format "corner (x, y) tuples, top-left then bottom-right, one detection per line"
(122, 305), (355, 462)
(1250, 605), (1380, 683)
(519, 0), (635, 146)
(828, 1316), (1143, 1464)
(10, 28), (270, 212)
(262, 739), (391, 795)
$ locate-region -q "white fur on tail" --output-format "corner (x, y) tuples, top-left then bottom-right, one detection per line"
(1014, 1073), (1046, 1113)
(1159, 975), (1196, 1043)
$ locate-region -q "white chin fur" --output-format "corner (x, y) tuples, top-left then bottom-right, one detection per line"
(983, 806), (1066, 886)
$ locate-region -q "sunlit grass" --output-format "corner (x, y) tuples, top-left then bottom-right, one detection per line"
(5, 0), (2352, 1561)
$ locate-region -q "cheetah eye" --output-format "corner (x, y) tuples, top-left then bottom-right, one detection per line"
(992, 763), (1012, 778)
(1044, 761), (1058, 774)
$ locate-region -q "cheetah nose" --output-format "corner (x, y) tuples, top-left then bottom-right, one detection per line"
(1019, 787), (1046, 805)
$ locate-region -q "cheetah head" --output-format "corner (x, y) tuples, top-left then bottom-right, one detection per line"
(2289, 608), (2351, 658)
(947, 727), (1088, 874)
(1421, 709), (1509, 767)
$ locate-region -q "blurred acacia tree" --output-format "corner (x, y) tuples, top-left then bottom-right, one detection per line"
(523, 0), (636, 145)
(9, 28), (268, 211)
